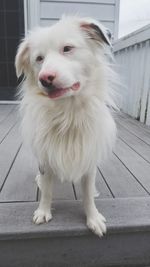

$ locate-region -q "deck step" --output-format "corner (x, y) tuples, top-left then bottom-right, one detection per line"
(1, 198), (150, 267)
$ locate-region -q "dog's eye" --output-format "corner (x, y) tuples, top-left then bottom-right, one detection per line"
(63, 46), (74, 53)
(36, 55), (44, 63)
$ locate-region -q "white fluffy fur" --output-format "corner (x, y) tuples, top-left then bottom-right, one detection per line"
(15, 16), (117, 237)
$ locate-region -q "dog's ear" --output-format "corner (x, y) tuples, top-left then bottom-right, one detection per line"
(15, 38), (30, 78)
(79, 18), (111, 46)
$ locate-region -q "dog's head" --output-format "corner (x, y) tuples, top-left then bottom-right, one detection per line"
(15, 16), (111, 99)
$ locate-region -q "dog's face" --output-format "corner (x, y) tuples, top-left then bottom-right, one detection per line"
(15, 17), (111, 99)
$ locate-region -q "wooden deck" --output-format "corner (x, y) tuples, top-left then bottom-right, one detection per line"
(0, 104), (150, 267)
(1, 104), (150, 202)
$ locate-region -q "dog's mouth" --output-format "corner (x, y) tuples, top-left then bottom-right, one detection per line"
(47, 87), (70, 99)
(40, 82), (80, 99)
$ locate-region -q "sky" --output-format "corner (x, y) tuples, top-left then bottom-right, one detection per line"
(119, 0), (150, 37)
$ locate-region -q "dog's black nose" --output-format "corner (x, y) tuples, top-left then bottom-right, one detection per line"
(47, 75), (55, 82)
(39, 72), (56, 87)
(40, 79), (50, 88)
(40, 79), (56, 91)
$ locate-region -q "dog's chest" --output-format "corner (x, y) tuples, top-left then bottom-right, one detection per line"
(42, 99), (98, 148)
(23, 98), (101, 181)
(45, 110), (98, 180)
(45, 107), (96, 153)
(37, 102), (98, 176)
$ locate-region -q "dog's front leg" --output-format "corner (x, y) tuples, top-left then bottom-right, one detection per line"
(33, 168), (53, 224)
(81, 168), (106, 237)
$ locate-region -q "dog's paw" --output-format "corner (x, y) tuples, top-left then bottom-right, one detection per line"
(33, 209), (52, 224)
(87, 211), (106, 237)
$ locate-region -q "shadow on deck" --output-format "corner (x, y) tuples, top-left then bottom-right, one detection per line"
(0, 104), (150, 267)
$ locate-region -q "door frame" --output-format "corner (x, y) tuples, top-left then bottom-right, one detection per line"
(24, 0), (40, 34)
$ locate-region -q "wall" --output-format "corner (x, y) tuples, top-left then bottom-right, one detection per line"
(25, 0), (120, 39)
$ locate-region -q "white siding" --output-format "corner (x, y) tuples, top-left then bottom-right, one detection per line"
(24, 0), (119, 39)
(40, 2), (115, 21)
(40, 19), (115, 33)
(114, 25), (150, 125)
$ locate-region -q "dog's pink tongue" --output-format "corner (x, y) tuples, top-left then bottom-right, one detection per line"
(47, 82), (80, 99)
(48, 88), (69, 99)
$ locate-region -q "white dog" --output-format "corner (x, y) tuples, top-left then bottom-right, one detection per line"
(15, 16), (117, 237)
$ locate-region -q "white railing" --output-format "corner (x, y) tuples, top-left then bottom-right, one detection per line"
(113, 24), (150, 126)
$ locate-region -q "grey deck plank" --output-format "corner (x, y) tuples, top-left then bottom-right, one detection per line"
(114, 138), (150, 193)
(1, 230), (150, 267)
(115, 114), (150, 145)
(1, 197), (150, 239)
(117, 123), (150, 163)
(1, 105), (150, 202)
(99, 153), (149, 198)
(0, 106), (19, 143)
(1, 199), (150, 267)
(37, 174), (76, 201)
(0, 122), (22, 190)
(38, 177), (75, 200)
(74, 168), (113, 200)
(0, 105), (74, 201)
(0, 104), (15, 123)
(53, 179), (75, 200)
(0, 145), (38, 202)
(118, 111), (150, 131)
